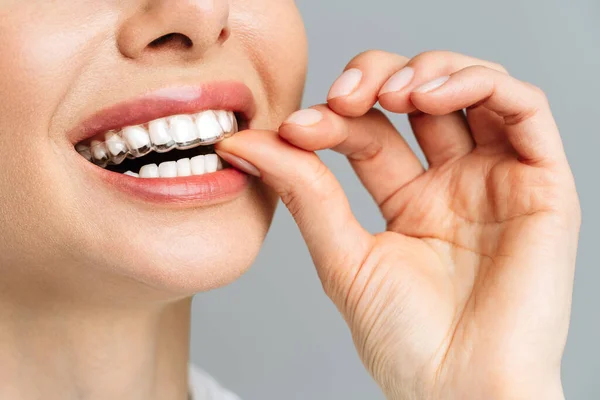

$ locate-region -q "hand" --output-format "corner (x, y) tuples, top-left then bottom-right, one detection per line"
(216, 50), (581, 399)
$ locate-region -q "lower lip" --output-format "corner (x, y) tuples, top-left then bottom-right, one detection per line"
(84, 158), (251, 206)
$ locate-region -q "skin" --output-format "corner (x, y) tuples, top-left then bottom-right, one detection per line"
(0, 1), (580, 400)
(0, 1), (305, 399)
(219, 51), (581, 399)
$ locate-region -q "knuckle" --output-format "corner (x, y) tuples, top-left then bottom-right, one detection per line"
(348, 49), (409, 68)
(306, 160), (336, 198)
(277, 154), (334, 212)
(464, 64), (491, 75)
(410, 51), (509, 76)
(357, 49), (390, 59)
(410, 49), (454, 65)
(278, 189), (302, 220)
(523, 82), (550, 107)
(345, 108), (389, 162)
(488, 61), (509, 74)
(280, 163), (340, 227)
(502, 83), (551, 126)
(532, 84), (549, 102)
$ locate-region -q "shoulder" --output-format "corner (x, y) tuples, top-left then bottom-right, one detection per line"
(189, 364), (242, 400)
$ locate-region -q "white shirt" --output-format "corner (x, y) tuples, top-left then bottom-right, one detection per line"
(189, 365), (240, 400)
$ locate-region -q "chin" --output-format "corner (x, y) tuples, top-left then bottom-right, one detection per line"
(63, 180), (279, 300)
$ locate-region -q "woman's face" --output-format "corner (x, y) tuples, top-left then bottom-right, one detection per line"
(0, 0), (307, 300)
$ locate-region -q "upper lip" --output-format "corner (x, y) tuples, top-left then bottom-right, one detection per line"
(68, 81), (256, 145)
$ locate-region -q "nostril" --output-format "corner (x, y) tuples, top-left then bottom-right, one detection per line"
(148, 33), (193, 50)
(217, 28), (230, 44)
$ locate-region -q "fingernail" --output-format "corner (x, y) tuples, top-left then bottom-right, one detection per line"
(328, 68), (363, 99)
(284, 109), (323, 126)
(215, 150), (261, 177)
(379, 67), (415, 95)
(413, 76), (450, 93)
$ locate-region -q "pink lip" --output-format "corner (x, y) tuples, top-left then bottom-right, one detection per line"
(69, 81), (256, 144)
(72, 82), (257, 206)
(92, 163), (252, 206)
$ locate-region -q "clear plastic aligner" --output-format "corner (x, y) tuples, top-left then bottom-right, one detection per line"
(75, 143), (92, 162)
(105, 131), (129, 164)
(76, 110), (238, 165)
(90, 140), (110, 168)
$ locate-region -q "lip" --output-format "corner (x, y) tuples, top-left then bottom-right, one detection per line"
(71, 82), (256, 206)
(87, 161), (252, 206)
(69, 81), (256, 145)
(77, 147), (252, 207)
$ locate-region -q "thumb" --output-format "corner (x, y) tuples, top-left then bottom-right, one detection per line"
(215, 129), (374, 302)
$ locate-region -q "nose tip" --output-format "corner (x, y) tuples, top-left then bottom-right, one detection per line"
(117, 0), (230, 61)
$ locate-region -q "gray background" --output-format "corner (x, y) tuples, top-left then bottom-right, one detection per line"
(191, 1), (600, 399)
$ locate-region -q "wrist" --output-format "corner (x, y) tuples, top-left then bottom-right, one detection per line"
(384, 376), (565, 400)
(471, 376), (565, 400)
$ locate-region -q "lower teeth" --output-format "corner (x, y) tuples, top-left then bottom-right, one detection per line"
(124, 153), (224, 178)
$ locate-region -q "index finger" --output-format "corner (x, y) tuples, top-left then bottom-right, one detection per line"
(279, 105), (424, 221)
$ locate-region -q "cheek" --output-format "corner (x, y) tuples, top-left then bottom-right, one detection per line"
(0, 4), (116, 263)
(0, 4), (114, 131)
(232, 2), (308, 122)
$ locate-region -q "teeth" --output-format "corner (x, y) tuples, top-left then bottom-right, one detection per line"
(190, 155), (206, 175)
(76, 110), (238, 166)
(195, 110), (224, 143)
(90, 140), (110, 167)
(122, 126), (152, 157)
(133, 155), (225, 178)
(204, 154), (219, 173)
(214, 110), (236, 137)
(158, 161), (178, 178)
(176, 158), (192, 177)
(122, 155), (226, 178)
(170, 115), (199, 149)
(148, 119), (176, 152)
(75, 143), (92, 161)
(139, 164), (159, 178)
(105, 131), (128, 164)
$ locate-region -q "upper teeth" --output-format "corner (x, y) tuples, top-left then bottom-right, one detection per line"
(75, 110), (238, 167)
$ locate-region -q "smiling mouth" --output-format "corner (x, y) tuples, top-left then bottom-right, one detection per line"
(68, 82), (255, 204)
(75, 109), (241, 178)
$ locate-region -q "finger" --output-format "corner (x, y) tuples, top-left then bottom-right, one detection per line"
(408, 110), (474, 166)
(279, 105), (424, 216)
(465, 106), (508, 148)
(214, 130), (375, 299)
(378, 50), (509, 114)
(410, 65), (564, 166)
(377, 51), (505, 162)
(327, 50), (409, 117)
